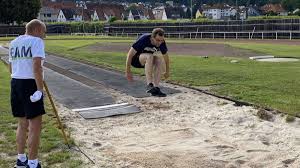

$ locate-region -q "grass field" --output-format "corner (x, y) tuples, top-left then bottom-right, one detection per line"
(0, 51), (85, 167)
(43, 38), (300, 116)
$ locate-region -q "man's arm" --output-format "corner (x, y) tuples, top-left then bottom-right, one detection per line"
(163, 53), (170, 79)
(8, 63), (12, 74)
(125, 47), (137, 81)
(33, 57), (43, 91)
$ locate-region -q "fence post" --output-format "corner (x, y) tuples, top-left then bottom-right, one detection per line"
(236, 33), (238, 39)
(179, 33), (180, 39)
(290, 31), (292, 40)
(262, 32), (264, 40)
(201, 32), (203, 39)
(276, 32), (278, 40)
(190, 33), (192, 39)
(249, 32), (251, 39)
(224, 33), (225, 39)
(213, 33), (214, 39)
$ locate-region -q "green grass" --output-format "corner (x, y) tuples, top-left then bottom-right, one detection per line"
(44, 38), (300, 116)
(248, 15), (300, 20)
(0, 62), (85, 167)
(230, 43), (300, 58)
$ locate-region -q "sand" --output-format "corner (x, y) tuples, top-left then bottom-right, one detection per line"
(56, 82), (300, 168)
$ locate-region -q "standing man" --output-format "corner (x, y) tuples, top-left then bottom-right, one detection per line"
(9, 19), (46, 168)
(126, 28), (170, 97)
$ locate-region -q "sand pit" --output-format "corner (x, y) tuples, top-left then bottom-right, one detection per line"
(58, 83), (300, 168)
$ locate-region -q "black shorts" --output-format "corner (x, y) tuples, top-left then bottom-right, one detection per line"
(11, 78), (45, 119)
(131, 54), (145, 68)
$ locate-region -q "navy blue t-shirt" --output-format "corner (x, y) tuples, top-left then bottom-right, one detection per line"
(132, 34), (168, 55)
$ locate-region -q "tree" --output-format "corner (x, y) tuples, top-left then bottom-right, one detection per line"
(0, 0), (41, 24)
(282, 0), (300, 11)
(108, 16), (117, 23)
(0, 0), (15, 24)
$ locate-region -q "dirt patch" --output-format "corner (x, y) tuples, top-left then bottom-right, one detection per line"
(83, 42), (261, 58)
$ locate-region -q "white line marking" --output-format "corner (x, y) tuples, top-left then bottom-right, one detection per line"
(0, 46), (8, 50)
(72, 103), (129, 112)
(249, 55), (274, 60)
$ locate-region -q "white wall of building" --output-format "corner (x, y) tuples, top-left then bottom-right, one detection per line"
(57, 10), (66, 22)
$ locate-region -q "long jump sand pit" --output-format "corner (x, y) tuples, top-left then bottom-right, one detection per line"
(84, 42), (261, 58)
(59, 82), (300, 168)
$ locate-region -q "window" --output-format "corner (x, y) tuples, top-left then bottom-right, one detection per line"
(44, 14), (47, 17)
(47, 14), (51, 17)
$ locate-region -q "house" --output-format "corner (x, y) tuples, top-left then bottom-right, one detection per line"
(181, 5), (191, 18)
(247, 5), (261, 16)
(38, 7), (60, 22)
(260, 4), (288, 16)
(127, 5), (154, 21)
(57, 8), (87, 22)
(91, 10), (101, 21)
(202, 4), (232, 20)
(293, 8), (300, 14)
(195, 9), (204, 19)
(201, 4), (247, 20)
(165, 6), (187, 19)
(57, 9), (74, 22)
(153, 6), (187, 20)
(232, 7), (248, 20)
(153, 6), (167, 20)
(87, 3), (125, 21)
(128, 10), (141, 20)
(82, 9), (95, 21)
(143, 8), (155, 20)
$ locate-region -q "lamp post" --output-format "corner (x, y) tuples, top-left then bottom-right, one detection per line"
(236, 0), (238, 20)
(190, 0), (193, 20)
(77, 1), (85, 33)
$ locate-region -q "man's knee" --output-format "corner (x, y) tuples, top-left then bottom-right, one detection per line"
(144, 54), (154, 62)
(18, 118), (29, 130)
(29, 116), (42, 131)
(153, 57), (162, 66)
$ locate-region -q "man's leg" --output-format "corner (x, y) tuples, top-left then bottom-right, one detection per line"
(16, 117), (29, 155)
(139, 53), (154, 85)
(28, 115), (42, 160)
(153, 56), (163, 87)
(151, 56), (167, 97)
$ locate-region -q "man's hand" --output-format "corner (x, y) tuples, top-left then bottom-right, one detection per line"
(30, 90), (43, 102)
(126, 72), (133, 82)
(126, 47), (137, 82)
(162, 53), (170, 80)
(163, 71), (170, 79)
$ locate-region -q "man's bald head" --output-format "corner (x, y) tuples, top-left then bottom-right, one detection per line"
(25, 19), (46, 39)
